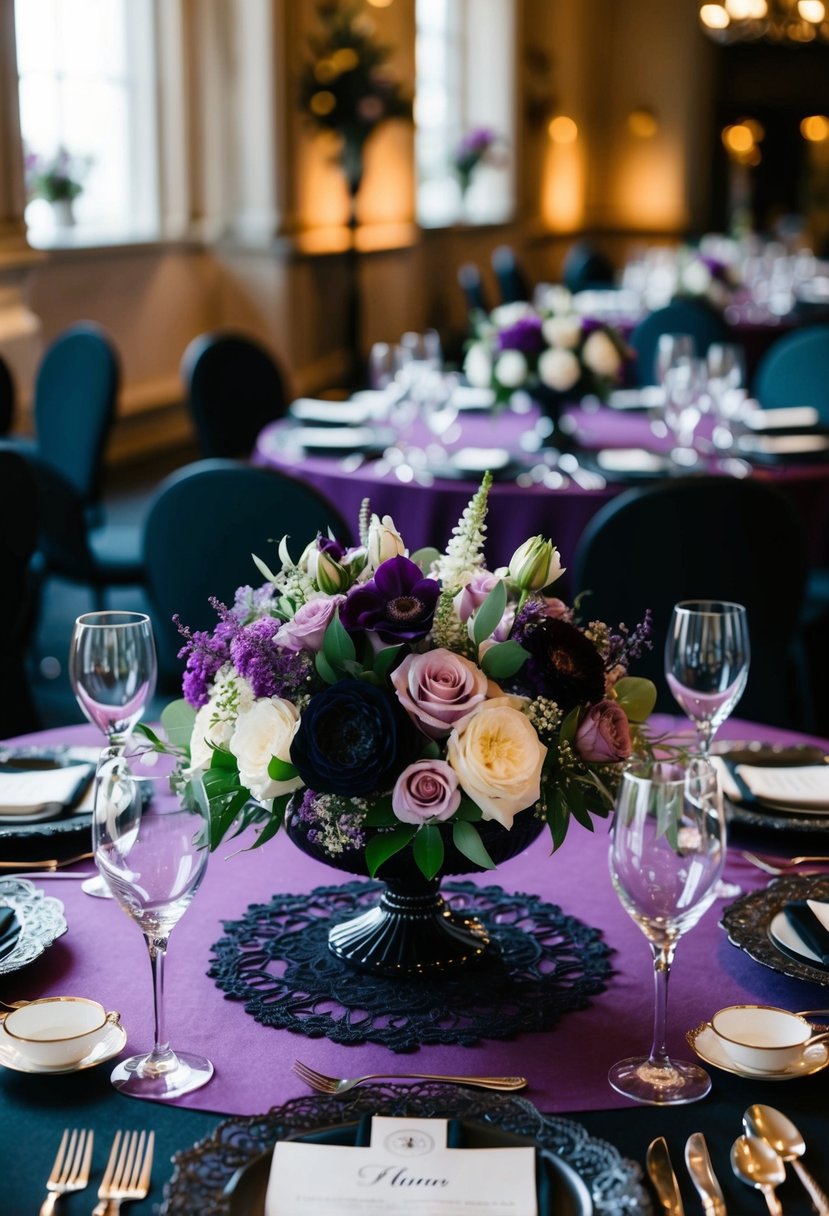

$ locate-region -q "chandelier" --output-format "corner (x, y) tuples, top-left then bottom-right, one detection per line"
(699, 0), (829, 42)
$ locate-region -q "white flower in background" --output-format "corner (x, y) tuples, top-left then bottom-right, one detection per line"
(366, 513), (406, 570)
(582, 330), (623, 378)
(230, 698), (302, 802)
(490, 301), (533, 328)
(681, 259), (712, 296)
(542, 314), (582, 349)
(189, 671), (255, 770)
(538, 347), (580, 392)
(464, 341), (493, 388)
(494, 350), (528, 388)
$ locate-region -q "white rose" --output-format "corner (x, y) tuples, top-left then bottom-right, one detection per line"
(538, 347), (581, 392)
(681, 260), (712, 296)
(490, 301), (533, 328)
(366, 513), (406, 570)
(494, 350), (528, 389)
(543, 285), (574, 315)
(447, 697), (547, 829)
(582, 330), (622, 378)
(229, 698), (303, 802)
(542, 314), (582, 349)
(463, 342), (493, 389)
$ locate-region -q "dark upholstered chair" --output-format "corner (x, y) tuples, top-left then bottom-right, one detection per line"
(457, 263), (490, 316)
(562, 241), (615, 294)
(181, 331), (289, 459)
(753, 324), (829, 422)
(628, 300), (729, 386)
(573, 477), (810, 727)
(0, 352), (15, 437)
(0, 449), (40, 736)
(142, 460), (352, 687)
(491, 246), (530, 304)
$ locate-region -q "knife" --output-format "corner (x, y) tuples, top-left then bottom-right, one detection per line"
(647, 1137), (685, 1215)
(686, 1132), (727, 1215)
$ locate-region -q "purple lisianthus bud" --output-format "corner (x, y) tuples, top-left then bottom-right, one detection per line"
(391, 649), (491, 739)
(574, 699), (632, 763)
(453, 572), (502, 623)
(392, 760), (461, 825)
(277, 595), (346, 653)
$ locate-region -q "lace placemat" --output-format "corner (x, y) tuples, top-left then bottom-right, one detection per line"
(208, 880), (612, 1051)
(161, 1082), (651, 1215)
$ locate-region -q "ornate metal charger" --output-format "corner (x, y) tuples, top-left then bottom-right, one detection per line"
(161, 1082), (651, 1215)
(0, 878), (67, 976)
(720, 874), (829, 986)
(208, 880), (612, 1052)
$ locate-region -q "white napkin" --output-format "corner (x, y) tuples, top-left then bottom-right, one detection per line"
(0, 766), (93, 820)
(289, 398), (375, 426)
(734, 763), (829, 811)
(743, 406), (820, 431)
(596, 448), (667, 473)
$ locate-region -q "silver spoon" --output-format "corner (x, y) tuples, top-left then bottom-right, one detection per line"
(731, 1135), (786, 1216)
(744, 1105), (829, 1216)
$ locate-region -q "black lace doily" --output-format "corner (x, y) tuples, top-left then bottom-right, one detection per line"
(161, 1082), (651, 1215)
(208, 880), (612, 1052)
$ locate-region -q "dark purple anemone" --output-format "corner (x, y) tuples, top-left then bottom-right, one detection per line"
(496, 315), (545, 356)
(340, 555), (440, 644)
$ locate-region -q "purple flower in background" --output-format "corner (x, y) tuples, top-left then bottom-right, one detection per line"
(231, 617), (314, 699)
(230, 584), (276, 623)
(455, 126), (496, 160)
(177, 620), (235, 709)
(340, 556), (440, 644)
(496, 315), (545, 355)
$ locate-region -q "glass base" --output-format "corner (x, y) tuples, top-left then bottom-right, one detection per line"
(110, 1050), (213, 1100)
(608, 1055), (711, 1105)
(82, 874), (113, 899)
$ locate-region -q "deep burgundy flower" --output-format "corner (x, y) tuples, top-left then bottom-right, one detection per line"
(340, 555), (440, 644)
(515, 617), (606, 711)
(496, 315), (545, 356)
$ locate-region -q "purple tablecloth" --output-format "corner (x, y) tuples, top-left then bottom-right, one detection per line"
(2, 716), (827, 1119)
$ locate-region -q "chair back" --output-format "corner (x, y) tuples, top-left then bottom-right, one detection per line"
(491, 246), (530, 304)
(34, 323), (119, 505)
(0, 449), (40, 735)
(457, 263), (490, 316)
(628, 300), (729, 386)
(562, 241), (615, 295)
(182, 331), (289, 459)
(143, 460), (352, 684)
(572, 477), (809, 726)
(0, 352), (15, 436)
(753, 324), (829, 420)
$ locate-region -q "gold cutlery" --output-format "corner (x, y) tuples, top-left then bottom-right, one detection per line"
(40, 1128), (93, 1215)
(744, 1105), (829, 1216)
(93, 1129), (154, 1216)
(731, 1135), (785, 1216)
(292, 1059), (527, 1095)
(685, 1133), (726, 1216)
(646, 1137), (684, 1215)
(741, 851), (829, 876)
(0, 852), (94, 872)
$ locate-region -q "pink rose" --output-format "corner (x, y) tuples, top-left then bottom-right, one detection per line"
(574, 700), (632, 763)
(540, 597), (571, 620)
(453, 572), (502, 623)
(392, 760), (460, 824)
(391, 649), (490, 739)
(276, 595), (346, 653)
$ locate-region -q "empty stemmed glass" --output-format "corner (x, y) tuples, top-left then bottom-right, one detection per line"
(608, 757), (725, 1104)
(69, 611), (158, 898)
(93, 744), (213, 1099)
(665, 600), (750, 759)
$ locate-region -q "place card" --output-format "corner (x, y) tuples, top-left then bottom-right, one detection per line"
(264, 1116), (537, 1215)
(0, 765), (94, 821)
(734, 763), (829, 811)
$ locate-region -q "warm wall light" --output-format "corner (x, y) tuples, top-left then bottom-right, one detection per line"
(701, 0), (829, 41)
(798, 0), (825, 20)
(801, 113), (829, 140)
(366, 0), (394, 6)
(726, 0), (767, 16)
(700, 4), (731, 27)
(548, 115), (578, 144)
(722, 122), (762, 164)
(310, 90), (336, 116)
(627, 108), (659, 139)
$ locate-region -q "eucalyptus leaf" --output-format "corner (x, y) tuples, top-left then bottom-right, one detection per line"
(410, 546), (441, 574)
(614, 677), (657, 723)
(480, 639), (529, 679)
(315, 649), (339, 685)
(160, 699), (197, 750)
(373, 644), (404, 681)
(472, 579), (507, 646)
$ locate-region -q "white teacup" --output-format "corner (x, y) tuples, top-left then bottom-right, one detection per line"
(1, 997), (119, 1068)
(711, 1004), (829, 1072)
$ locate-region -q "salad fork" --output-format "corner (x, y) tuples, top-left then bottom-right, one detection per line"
(92, 1129), (154, 1215)
(292, 1059), (527, 1095)
(742, 851), (829, 876)
(40, 1128), (93, 1215)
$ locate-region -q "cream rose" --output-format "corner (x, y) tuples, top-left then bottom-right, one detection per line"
(538, 347), (581, 392)
(582, 330), (622, 378)
(229, 697), (303, 802)
(463, 342), (493, 389)
(189, 672), (255, 770)
(542, 314), (582, 350)
(494, 349), (528, 389)
(446, 697), (547, 829)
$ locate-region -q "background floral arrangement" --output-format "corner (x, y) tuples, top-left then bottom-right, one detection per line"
(149, 476), (655, 882)
(675, 246), (742, 310)
(452, 127), (507, 196)
(24, 145), (90, 203)
(463, 294), (633, 407)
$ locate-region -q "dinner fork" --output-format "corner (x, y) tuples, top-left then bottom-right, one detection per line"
(92, 1129), (154, 1215)
(40, 1128), (94, 1215)
(742, 851), (829, 876)
(292, 1059), (527, 1095)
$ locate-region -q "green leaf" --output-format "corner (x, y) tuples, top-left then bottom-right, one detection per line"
(160, 699), (197, 749)
(614, 677), (657, 723)
(209, 747), (237, 771)
(472, 580), (507, 646)
(364, 798), (397, 827)
(565, 782), (594, 831)
(133, 722), (165, 747)
(546, 787), (570, 851)
(410, 546), (441, 573)
(480, 639), (529, 679)
(559, 706), (581, 746)
(453, 796), (483, 821)
(249, 798), (288, 849)
(452, 821), (495, 869)
(322, 611), (356, 670)
(205, 785), (249, 850)
(413, 823), (445, 880)
(267, 755), (298, 782)
(373, 644), (404, 681)
(656, 785), (681, 850)
(365, 826), (416, 877)
(315, 649), (339, 685)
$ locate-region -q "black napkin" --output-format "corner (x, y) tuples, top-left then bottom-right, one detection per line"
(0, 905), (21, 962)
(783, 901), (829, 967)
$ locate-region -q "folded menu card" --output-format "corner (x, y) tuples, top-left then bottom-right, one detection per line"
(0, 764), (94, 821)
(265, 1116), (537, 1216)
(733, 764), (829, 811)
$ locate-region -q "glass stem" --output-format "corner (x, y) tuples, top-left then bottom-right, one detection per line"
(648, 941), (677, 1067)
(144, 935), (174, 1068)
(695, 721), (713, 757)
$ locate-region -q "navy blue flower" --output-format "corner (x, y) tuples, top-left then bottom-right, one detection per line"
(340, 555), (439, 644)
(290, 679), (419, 796)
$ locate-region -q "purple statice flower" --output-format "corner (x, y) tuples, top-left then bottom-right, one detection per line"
(340, 555), (440, 644)
(496, 315), (545, 356)
(176, 618), (235, 708)
(229, 583), (277, 624)
(606, 609), (654, 672)
(230, 617), (313, 700)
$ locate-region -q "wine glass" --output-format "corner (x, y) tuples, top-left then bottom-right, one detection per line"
(69, 610), (158, 898)
(665, 600), (750, 758)
(93, 743), (213, 1099)
(608, 757), (725, 1104)
(662, 355), (706, 466)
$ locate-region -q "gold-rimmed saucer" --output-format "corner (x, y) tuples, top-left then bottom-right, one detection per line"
(0, 1018), (126, 1075)
(686, 1021), (829, 1081)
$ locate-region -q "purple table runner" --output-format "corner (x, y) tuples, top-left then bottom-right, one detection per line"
(2, 717), (827, 1118)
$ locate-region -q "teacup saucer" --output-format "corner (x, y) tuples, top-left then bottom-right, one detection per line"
(686, 1022), (829, 1080)
(0, 1019), (126, 1075)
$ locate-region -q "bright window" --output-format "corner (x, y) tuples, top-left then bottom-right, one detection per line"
(415, 0), (515, 228)
(15, 0), (158, 244)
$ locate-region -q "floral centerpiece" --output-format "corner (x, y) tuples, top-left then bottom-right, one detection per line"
(676, 247), (742, 311)
(463, 295), (633, 409)
(452, 127), (506, 197)
(24, 145), (90, 223)
(149, 476), (655, 973)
